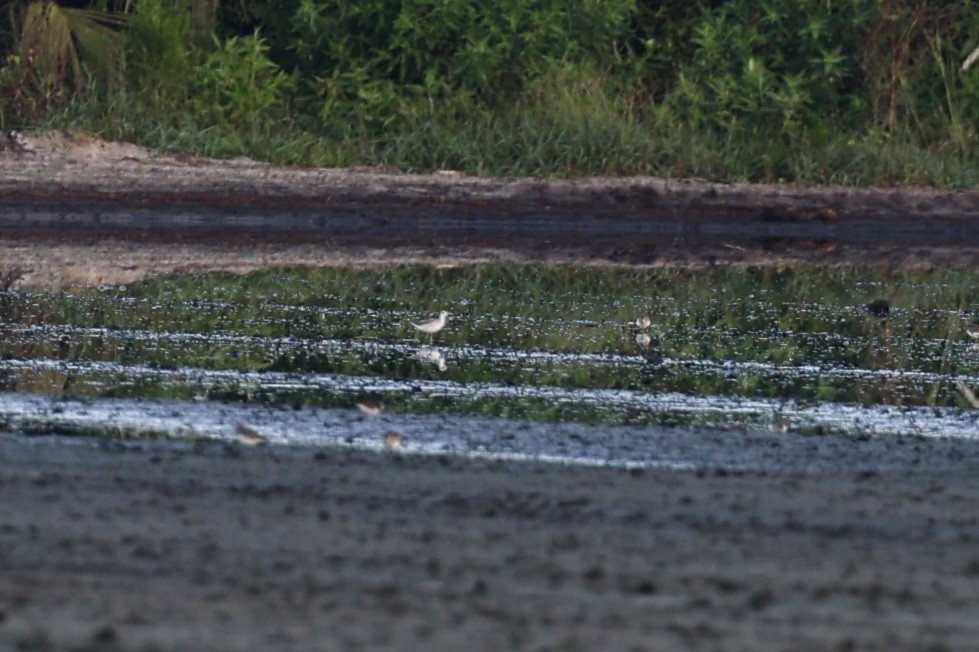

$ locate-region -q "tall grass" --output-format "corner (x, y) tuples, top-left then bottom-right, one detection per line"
(36, 64), (979, 187)
(15, 0), (979, 186)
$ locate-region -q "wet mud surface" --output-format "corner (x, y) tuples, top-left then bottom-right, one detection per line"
(3, 132), (979, 650)
(3, 435), (979, 652)
(4, 130), (979, 290)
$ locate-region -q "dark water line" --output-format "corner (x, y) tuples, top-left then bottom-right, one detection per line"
(4, 198), (979, 248)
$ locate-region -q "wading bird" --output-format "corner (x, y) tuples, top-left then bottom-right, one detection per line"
(356, 401), (385, 418)
(411, 311), (449, 341)
(235, 423), (268, 446)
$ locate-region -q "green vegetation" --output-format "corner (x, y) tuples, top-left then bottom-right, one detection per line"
(3, 264), (979, 424)
(1, 0), (978, 184)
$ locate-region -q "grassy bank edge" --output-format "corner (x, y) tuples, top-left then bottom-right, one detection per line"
(33, 69), (979, 190)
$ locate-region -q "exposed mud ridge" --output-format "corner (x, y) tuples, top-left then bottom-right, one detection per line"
(2, 129), (979, 289)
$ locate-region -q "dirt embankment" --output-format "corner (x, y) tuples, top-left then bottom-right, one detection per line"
(2, 130), (979, 289)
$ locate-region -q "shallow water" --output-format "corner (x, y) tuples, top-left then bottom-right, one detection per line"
(2, 265), (979, 466)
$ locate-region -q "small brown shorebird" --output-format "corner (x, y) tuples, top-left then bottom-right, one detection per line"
(383, 431), (403, 450)
(411, 311), (449, 341)
(356, 400), (385, 418)
(235, 423), (268, 446)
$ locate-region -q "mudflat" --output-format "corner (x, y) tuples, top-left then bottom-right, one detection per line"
(3, 132), (979, 651)
(4, 130), (979, 290)
(2, 436), (978, 652)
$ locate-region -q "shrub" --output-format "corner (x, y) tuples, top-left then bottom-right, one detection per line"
(286, 0), (636, 131)
(657, 0), (873, 137)
(190, 31), (293, 128)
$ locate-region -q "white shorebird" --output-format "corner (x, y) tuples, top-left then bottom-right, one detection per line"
(966, 326), (979, 340)
(411, 311), (449, 341)
(635, 333), (652, 348)
(635, 315), (652, 329)
(356, 400), (385, 418)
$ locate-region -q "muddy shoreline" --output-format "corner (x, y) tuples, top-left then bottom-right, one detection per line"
(3, 435), (979, 652)
(3, 130), (979, 290)
(3, 133), (979, 651)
